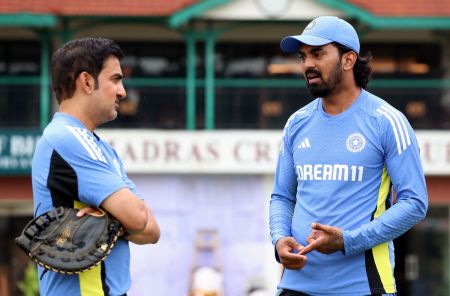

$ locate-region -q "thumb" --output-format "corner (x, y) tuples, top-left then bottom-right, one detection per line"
(285, 237), (303, 252)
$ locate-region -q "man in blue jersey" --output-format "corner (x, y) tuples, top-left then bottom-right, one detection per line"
(269, 16), (428, 296)
(32, 37), (160, 295)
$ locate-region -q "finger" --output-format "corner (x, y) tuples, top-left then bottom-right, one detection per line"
(276, 238), (294, 256)
(299, 240), (320, 255)
(313, 229), (321, 239)
(306, 236), (314, 245)
(305, 229), (319, 245)
(285, 237), (304, 252)
(76, 207), (102, 217)
(281, 253), (307, 270)
(311, 223), (334, 233)
(76, 208), (90, 217)
(86, 208), (105, 217)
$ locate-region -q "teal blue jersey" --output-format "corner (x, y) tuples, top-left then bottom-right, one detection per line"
(32, 112), (138, 296)
(270, 89), (428, 295)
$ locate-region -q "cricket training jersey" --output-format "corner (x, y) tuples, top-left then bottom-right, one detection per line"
(270, 89), (428, 295)
(32, 112), (139, 296)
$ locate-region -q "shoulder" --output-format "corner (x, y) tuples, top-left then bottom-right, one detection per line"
(358, 90), (407, 123)
(43, 120), (80, 150)
(279, 99), (318, 153)
(357, 90), (412, 134)
(41, 119), (73, 150)
(43, 116), (107, 163)
(283, 98), (319, 135)
(360, 90), (415, 152)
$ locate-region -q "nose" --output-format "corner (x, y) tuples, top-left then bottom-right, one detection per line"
(303, 55), (315, 69)
(118, 82), (126, 99)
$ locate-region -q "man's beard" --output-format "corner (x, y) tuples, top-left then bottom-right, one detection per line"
(305, 61), (343, 98)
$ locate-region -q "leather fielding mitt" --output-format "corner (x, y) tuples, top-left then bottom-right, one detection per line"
(15, 207), (123, 274)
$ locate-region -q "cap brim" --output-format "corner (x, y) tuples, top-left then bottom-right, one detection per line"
(280, 35), (333, 53)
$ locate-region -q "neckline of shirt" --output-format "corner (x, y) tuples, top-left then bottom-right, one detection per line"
(317, 89), (367, 121)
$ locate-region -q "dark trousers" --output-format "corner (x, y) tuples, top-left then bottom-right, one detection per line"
(279, 289), (309, 296)
(279, 289), (393, 296)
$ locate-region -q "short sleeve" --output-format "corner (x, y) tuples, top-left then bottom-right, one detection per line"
(53, 125), (127, 207)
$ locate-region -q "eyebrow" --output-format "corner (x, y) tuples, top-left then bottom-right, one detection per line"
(299, 46), (325, 55)
(311, 46), (325, 53)
(111, 73), (123, 80)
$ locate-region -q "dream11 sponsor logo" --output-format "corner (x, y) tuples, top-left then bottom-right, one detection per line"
(296, 163), (364, 182)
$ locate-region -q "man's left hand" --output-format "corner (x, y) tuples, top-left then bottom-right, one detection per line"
(300, 223), (344, 255)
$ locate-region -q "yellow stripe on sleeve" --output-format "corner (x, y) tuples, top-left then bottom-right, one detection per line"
(372, 167), (395, 293)
(374, 167), (390, 219)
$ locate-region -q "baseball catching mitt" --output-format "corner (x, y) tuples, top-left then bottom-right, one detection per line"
(15, 207), (123, 274)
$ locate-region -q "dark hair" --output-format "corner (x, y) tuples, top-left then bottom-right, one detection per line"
(333, 42), (372, 89)
(51, 37), (124, 103)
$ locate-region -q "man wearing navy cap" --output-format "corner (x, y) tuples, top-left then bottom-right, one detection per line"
(269, 16), (428, 295)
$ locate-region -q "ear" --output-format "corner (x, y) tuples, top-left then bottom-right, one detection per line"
(77, 71), (95, 94)
(342, 51), (357, 71)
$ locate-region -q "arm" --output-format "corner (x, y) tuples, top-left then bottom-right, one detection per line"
(102, 149), (160, 244)
(124, 207), (160, 245)
(101, 188), (160, 244)
(301, 108), (428, 256)
(269, 133), (297, 246)
(270, 125), (306, 269)
(101, 188), (148, 234)
(54, 126), (160, 244)
(343, 178), (427, 255)
(343, 109), (428, 255)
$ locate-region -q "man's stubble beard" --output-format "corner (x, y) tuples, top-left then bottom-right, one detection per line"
(306, 60), (343, 98)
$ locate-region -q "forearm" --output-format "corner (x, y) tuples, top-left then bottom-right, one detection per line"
(125, 207), (160, 245)
(343, 197), (427, 255)
(269, 194), (295, 246)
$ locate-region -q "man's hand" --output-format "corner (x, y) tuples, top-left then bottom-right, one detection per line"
(76, 207), (104, 217)
(276, 237), (307, 270)
(300, 223), (344, 255)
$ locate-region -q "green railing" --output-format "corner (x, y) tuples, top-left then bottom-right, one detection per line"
(1, 76), (450, 130)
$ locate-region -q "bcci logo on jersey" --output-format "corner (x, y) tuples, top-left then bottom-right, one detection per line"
(346, 132), (366, 153)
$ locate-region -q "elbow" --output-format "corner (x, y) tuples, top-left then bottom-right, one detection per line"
(418, 199), (428, 221)
(144, 217), (161, 244)
(124, 207), (148, 234)
(147, 216), (161, 244)
(133, 221), (161, 245)
(151, 225), (161, 244)
(412, 196), (428, 223)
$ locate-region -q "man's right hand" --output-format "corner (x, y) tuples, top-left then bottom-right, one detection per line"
(276, 237), (307, 270)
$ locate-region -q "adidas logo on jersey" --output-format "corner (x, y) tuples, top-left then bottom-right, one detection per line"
(298, 138), (311, 149)
(65, 125), (107, 163)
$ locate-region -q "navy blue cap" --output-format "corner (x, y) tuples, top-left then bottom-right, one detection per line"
(280, 16), (360, 54)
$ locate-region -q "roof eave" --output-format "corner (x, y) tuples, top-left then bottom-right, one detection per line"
(320, 0), (450, 29)
(168, 0), (231, 28)
(0, 13), (57, 27)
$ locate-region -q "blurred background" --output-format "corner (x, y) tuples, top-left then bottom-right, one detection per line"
(0, 0), (450, 295)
